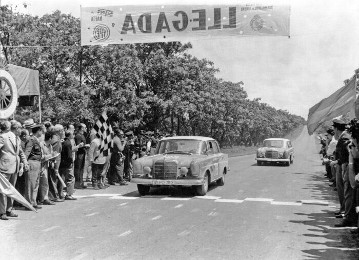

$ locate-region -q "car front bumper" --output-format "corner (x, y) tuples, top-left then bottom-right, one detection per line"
(131, 178), (204, 186)
(256, 158), (290, 162)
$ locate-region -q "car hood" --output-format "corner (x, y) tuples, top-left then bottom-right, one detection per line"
(136, 154), (205, 167)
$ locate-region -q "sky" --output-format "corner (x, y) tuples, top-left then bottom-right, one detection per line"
(3, 0), (359, 119)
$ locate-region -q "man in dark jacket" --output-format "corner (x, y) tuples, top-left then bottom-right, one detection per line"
(74, 123), (87, 189)
(59, 131), (76, 200)
(332, 118), (356, 227)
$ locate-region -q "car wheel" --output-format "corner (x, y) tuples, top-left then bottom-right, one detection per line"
(217, 171), (225, 186)
(290, 156), (294, 164)
(196, 173), (209, 196)
(286, 160), (290, 167)
(137, 184), (150, 196)
(257, 161), (262, 166)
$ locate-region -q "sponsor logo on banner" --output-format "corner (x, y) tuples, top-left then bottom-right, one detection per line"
(81, 4), (290, 45)
(93, 24), (110, 41)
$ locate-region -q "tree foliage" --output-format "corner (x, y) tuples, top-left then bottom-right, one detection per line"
(0, 6), (305, 146)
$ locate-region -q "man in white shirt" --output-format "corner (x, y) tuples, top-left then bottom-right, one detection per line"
(324, 128), (337, 183)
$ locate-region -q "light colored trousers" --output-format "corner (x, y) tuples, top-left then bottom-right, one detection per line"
(25, 160), (41, 206)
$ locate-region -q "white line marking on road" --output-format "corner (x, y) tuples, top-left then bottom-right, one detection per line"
(85, 212), (99, 217)
(195, 196), (221, 200)
(118, 230), (133, 237)
(71, 253), (88, 260)
(152, 215), (162, 220)
(208, 211), (218, 216)
(91, 194), (122, 197)
(300, 200), (329, 205)
(244, 198), (274, 202)
(271, 201), (302, 206)
(109, 196), (139, 200)
(119, 203), (128, 206)
(178, 230), (191, 236)
(174, 204), (183, 208)
(215, 199), (243, 203)
(73, 195), (91, 198)
(42, 226), (60, 232)
(161, 197), (191, 201)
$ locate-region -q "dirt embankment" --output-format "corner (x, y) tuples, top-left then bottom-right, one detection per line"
(222, 125), (305, 158)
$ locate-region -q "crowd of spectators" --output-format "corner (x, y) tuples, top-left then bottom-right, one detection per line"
(0, 118), (163, 220)
(320, 117), (359, 235)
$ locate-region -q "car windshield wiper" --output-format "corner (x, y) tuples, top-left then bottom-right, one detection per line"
(165, 150), (192, 155)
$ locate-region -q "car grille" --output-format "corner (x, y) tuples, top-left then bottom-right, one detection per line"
(154, 161), (178, 179)
(265, 151), (279, 159)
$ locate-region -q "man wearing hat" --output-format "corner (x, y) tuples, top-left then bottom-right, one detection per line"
(23, 118), (35, 134)
(331, 117), (356, 226)
(24, 122), (44, 210)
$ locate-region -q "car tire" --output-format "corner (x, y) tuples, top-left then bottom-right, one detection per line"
(285, 160), (290, 167)
(217, 171), (225, 186)
(290, 155), (294, 164)
(196, 173), (209, 196)
(137, 184), (150, 196)
(257, 161), (262, 166)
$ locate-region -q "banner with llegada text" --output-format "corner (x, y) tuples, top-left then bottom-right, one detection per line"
(81, 4), (290, 46)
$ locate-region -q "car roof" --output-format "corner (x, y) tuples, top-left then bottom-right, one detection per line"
(263, 138), (290, 141)
(160, 136), (215, 141)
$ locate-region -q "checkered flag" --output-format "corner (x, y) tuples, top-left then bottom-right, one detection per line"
(92, 111), (114, 158)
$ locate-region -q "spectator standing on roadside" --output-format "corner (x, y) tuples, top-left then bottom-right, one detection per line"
(16, 129), (30, 197)
(24, 123), (44, 210)
(74, 123), (87, 189)
(48, 124), (65, 202)
(347, 118), (359, 235)
(59, 130), (77, 200)
(0, 121), (28, 220)
(37, 131), (56, 206)
(123, 131), (136, 181)
(108, 128), (127, 185)
(88, 133), (107, 190)
(332, 118), (356, 227)
(324, 128), (337, 181)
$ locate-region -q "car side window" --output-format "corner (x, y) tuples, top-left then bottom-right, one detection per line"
(212, 141), (219, 154)
(214, 141), (221, 153)
(207, 141), (214, 154)
(200, 141), (207, 154)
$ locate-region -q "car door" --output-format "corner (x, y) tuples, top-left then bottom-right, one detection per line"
(207, 140), (220, 179)
(287, 141), (294, 158)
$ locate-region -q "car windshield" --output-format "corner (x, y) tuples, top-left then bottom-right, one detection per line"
(156, 139), (205, 155)
(263, 140), (284, 148)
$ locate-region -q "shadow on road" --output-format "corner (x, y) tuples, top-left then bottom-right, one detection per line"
(122, 183), (220, 198)
(289, 171), (359, 259)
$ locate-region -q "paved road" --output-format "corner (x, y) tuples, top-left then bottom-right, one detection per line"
(2, 128), (359, 259)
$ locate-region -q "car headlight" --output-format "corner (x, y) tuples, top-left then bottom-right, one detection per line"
(143, 166), (152, 177)
(180, 167), (188, 177)
(257, 151), (264, 158)
(278, 152), (284, 158)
